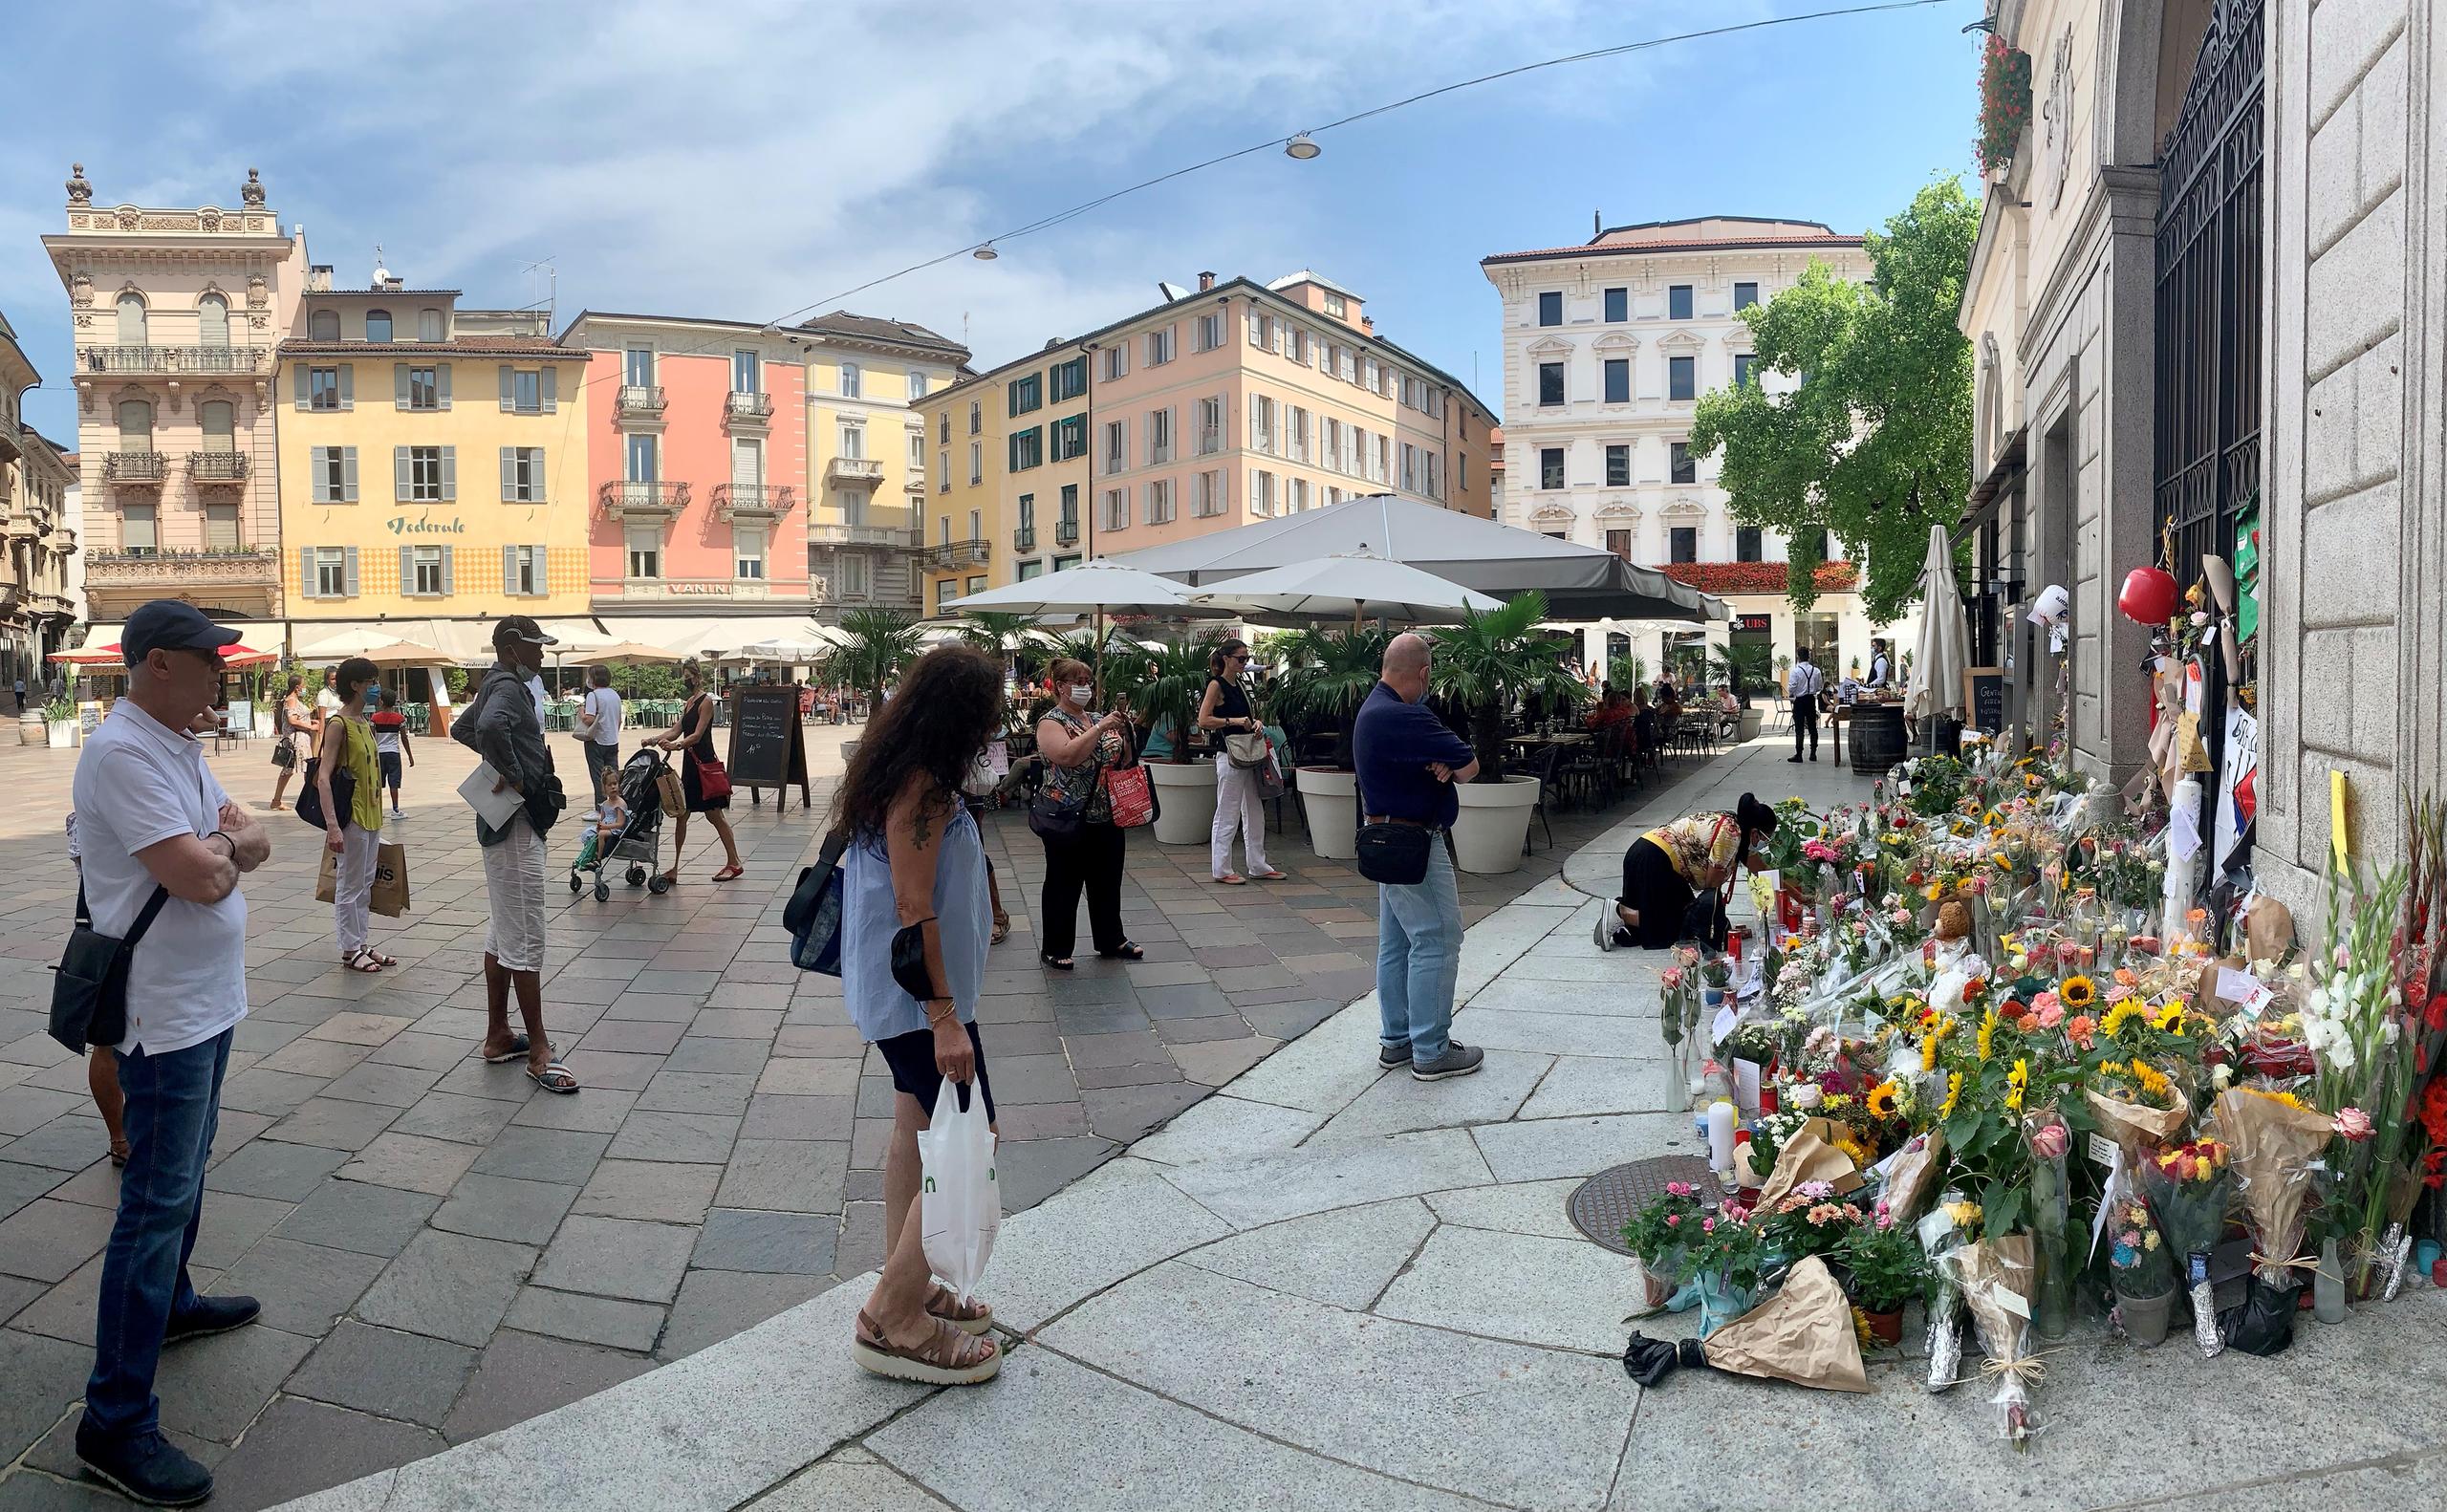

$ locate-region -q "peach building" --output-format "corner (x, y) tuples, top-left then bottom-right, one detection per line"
(917, 271), (1495, 615)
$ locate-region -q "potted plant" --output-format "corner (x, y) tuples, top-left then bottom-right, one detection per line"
(1113, 634), (1222, 847)
(18, 689), (46, 745)
(1429, 591), (1588, 875)
(819, 608), (924, 717)
(44, 696), (77, 749)
(1273, 625), (1390, 860)
(1709, 642), (1773, 740)
(1621, 1180), (1709, 1310)
(1835, 1212), (1929, 1347)
(2105, 1193), (2175, 1346)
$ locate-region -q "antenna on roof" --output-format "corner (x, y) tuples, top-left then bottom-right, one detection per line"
(371, 243), (390, 289)
(1593, 209), (1601, 237)
(516, 257), (557, 325)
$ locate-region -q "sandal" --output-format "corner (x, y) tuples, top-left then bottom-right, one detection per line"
(365, 950), (398, 968)
(527, 1062), (580, 1095)
(483, 1033), (534, 1065)
(1214, 873), (1246, 886)
(1251, 870), (1288, 881)
(342, 949), (384, 974)
(710, 865), (744, 882)
(991, 917), (1011, 945)
(853, 1308), (1000, 1386)
(1095, 942), (1145, 961)
(1040, 954), (1074, 972)
(925, 1283), (994, 1336)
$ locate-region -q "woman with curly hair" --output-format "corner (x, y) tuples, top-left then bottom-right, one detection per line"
(833, 644), (1006, 1387)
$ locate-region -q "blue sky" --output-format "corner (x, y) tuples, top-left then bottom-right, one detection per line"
(0, 0), (1982, 443)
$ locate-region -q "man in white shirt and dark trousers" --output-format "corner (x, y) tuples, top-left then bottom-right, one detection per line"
(72, 601), (271, 1507)
(1787, 647), (1825, 764)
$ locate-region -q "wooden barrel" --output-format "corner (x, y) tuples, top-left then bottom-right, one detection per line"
(1850, 702), (1906, 774)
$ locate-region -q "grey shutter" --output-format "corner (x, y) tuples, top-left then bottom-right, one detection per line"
(298, 546), (315, 598)
(394, 364), (409, 409)
(292, 365), (310, 410)
(342, 446), (358, 503)
(337, 365), (354, 410)
(498, 366), (514, 411)
(503, 544), (518, 594)
(541, 367), (557, 413)
(399, 546), (415, 595)
(440, 446), (456, 501)
(500, 447), (514, 502)
(531, 446), (545, 500)
(532, 544), (546, 592)
(393, 447), (410, 500)
(441, 546), (454, 596)
(342, 546), (359, 597)
(436, 363), (452, 410)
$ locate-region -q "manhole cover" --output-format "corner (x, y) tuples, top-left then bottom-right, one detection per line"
(1568, 1156), (1725, 1255)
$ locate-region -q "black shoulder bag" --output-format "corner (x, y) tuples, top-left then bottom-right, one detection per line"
(783, 831), (850, 976)
(50, 880), (172, 1052)
(1355, 821), (1432, 886)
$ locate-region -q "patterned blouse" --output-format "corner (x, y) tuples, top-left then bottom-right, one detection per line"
(1643, 812), (1741, 886)
(1038, 707), (1126, 827)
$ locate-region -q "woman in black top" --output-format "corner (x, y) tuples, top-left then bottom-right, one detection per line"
(645, 663), (745, 884)
(1196, 638), (1281, 884)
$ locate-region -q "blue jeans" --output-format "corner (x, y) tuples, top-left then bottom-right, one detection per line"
(1376, 836), (1463, 1063)
(84, 1027), (232, 1441)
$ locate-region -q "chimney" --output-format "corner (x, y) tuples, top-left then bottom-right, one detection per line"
(1197, 270), (1216, 292)
(1361, 314), (1375, 335)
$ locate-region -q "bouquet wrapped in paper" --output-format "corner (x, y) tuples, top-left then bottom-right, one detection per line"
(2211, 1087), (2335, 1356)
(1916, 1193), (1979, 1393)
(1877, 1130), (1947, 1228)
(1938, 1233), (2041, 1447)
(1621, 1256), (1870, 1393)
(2138, 1136), (2234, 1358)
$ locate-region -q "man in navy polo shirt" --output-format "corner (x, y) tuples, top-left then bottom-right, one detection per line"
(1353, 633), (1483, 1082)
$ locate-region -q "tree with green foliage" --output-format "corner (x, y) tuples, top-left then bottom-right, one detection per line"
(1429, 591), (1590, 785)
(821, 609), (924, 708)
(1689, 177), (1978, 621)
(1271, 625), (1392, 770)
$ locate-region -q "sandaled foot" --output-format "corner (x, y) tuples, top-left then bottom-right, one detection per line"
(655, 871), (680, 888)
(527, 1061), (579, 1095)
(1251, 869), (1287, 881)
(991, 917), (1011, 945)
(925, 1283), (994, 1335)
(1214, 873), (1246, 886)
(483, 1033), (534, 1065)
(1040, 953), (1074, 971)
(710, 864), (743, 882)
(855, 1309), (1000, 1385)
(342, 948), (384, 974)
(1095, 942), (1144, 961)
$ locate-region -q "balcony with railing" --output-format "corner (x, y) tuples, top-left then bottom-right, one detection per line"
(79, 346), (267, 377)
(723, 391), (774, 430)
(103, 451), (167, 486)
(83, 544), (280, 587)
(712, 483), (794, 523)
(1013, 526), (1037, 553)
(1054, 518), (1080, 548)
(826, 456), (885, 487)
(597, 479), (689, 520)
(187, 451), (248, 488)
(808, 507), (920, 550)
(613, 384), (667, 421)
(0, 423), (20, 464)
(920, 539), (992, 570)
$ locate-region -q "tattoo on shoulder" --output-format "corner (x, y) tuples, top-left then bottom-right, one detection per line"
(911, 805), (933, 847)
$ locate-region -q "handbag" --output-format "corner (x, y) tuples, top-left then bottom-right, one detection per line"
(1224, 730), (1271, 770)
(1029, 718), (1103, 841)
(1102, 746), (1156, 829)
(656, 764), (686, 818)
(293, 753), (357, 831)
(783, 831), (850, 975)
(271, 734), (297, 771)
(693, 754), (733, 804)
(1355, 820), (1433, 886)
(49, 880), (171, 1052)
(891, 918), (939, 1003)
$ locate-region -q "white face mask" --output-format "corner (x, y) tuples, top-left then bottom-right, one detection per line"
(1068, 684), (1094, 705)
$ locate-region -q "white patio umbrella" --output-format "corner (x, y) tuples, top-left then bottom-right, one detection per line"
(728, 633), (842, 664)
(1187, 551), (1504, 627)
(943, 558), (1228, 687)
(1904, 523), (1970, 724)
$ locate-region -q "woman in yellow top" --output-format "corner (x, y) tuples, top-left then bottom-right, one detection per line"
(315, 656), (394, 972)
(1595, 792), (1778, 952)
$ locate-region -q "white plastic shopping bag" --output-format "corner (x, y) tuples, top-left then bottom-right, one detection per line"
(917, 1076), (1000, 1306)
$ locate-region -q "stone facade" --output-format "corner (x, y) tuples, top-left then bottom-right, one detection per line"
(0, 311), (78, 686)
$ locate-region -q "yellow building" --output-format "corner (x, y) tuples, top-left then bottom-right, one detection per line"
(795, 311), (968, 623)
(913, 338), (1088, 616)
(276, 272), (592, 651)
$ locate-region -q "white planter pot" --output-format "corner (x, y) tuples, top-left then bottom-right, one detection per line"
(1739, 707), (1765, 742)
(1296, 767), (1358, 859)
(1147, 760), (1218, 847)
(18, 711), (45, 746)
(1449, 774), (1542, 875)
(46, 721), (77, 750)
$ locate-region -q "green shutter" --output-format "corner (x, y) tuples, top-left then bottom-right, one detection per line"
(342, 447), (358, 503)
(336, 365), (354, 409)
(503, 545), (518, 594)
(342, 547), (359, 597)
(500, 447), (514, 502)
(298, 546), (315, 597)
(540, 367), (556, 413)
(441, 546), (454, 596)
(498, 366), (514, 411)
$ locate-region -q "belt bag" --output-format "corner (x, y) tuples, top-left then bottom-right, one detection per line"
(1224, 731), (1271, 770)
(50, 880), (171, 1053)
(1355, 820), (1433, 886)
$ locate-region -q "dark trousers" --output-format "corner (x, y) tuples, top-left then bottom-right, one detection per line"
(84, 1026), (232, 1441)
(582, 739), (620, 808)
(1793, 697), (1819, 757)
(1616, 837), (1700, 950)
(1040, 821), (1126, 960)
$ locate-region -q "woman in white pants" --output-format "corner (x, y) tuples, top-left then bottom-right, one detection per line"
(315, 656), (394, 971)
(1197, 639), (1282, 884)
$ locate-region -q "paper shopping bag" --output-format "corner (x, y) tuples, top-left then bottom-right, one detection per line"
(314, 845), (336, 904)
(371, 841), (411, 918)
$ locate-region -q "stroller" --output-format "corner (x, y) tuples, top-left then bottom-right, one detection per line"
(569, 747), (674, 900)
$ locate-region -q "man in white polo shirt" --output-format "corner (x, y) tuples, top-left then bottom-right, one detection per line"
(71, 601), (271, 1507)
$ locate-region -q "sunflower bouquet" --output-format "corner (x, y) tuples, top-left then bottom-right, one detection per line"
(2212, 1086), (2341, 1354)
(2137, 1136), (2234, 1358)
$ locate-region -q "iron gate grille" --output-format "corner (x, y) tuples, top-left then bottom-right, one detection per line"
(2153, 0), (2265, 594)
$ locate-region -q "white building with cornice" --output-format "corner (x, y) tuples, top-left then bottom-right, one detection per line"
(1481, 216), (1903, 685)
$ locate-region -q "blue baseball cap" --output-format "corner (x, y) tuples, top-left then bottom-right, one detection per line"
(121, 600), (243, 666)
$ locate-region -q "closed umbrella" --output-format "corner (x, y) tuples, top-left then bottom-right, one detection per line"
(1905, 523), (1970, 725)
(1187, 551), (1503, 627)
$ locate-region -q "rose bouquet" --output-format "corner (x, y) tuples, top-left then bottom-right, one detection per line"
(1621, 1179), (1709, 1311)
(2138, 1136), (2234, 1358)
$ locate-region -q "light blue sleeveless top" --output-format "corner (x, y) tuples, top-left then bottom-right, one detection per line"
(840, 802), (989, 1043)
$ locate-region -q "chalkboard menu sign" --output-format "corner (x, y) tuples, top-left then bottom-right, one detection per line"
(725, 685), (812, 810)
(1962, 666), (2006, 736)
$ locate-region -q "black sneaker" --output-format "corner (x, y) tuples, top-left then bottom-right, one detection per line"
(1412, 1043), (1485, 1082)
(1786, 755), (1803, 764)
(163, 1293), (260, 1347)
(1377, 1043), (1413, 1069)
(76, 1424), (213, 1507)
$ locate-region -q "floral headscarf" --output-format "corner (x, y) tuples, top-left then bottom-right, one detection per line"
(1644, 812), (1742, 885)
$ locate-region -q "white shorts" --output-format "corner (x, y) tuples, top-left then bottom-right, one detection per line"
(481, 812), (548, 972)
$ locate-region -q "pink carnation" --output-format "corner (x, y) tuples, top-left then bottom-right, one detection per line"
(2036, 1000), (2065, 1029)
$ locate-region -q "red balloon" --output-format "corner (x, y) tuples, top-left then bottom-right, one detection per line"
(2118, 566), (2179, 625)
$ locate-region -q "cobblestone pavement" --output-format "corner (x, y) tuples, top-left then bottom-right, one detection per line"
(0, 721), (1708, 1508)
(263, 742), (2447, 1512)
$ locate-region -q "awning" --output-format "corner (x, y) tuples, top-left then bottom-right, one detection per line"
(1954, 425), (2028, 543)
(288, 618), (498, 665)
(593, 614), (826, 660)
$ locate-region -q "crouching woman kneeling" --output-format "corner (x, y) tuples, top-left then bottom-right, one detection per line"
(1595, 792), (1778, 952)
(837, 645), (1005, 1386)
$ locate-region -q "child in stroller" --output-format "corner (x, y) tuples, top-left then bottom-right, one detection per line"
(569, 748), (674, 899)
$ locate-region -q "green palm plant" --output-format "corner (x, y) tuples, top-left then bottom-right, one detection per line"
(1607, 653), (1647, 693)
(1429, 590), (1591, 783)
(1707, 642), (1774, 705)
(948, 612), (1065, 689)
(1272, 625), (1391, 770)
(1109, 633), (1223, 763)
(820, 608), (924, 708)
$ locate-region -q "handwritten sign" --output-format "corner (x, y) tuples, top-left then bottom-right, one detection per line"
(1962, 666), (2005, 736)
(726, 686), (798, 789)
